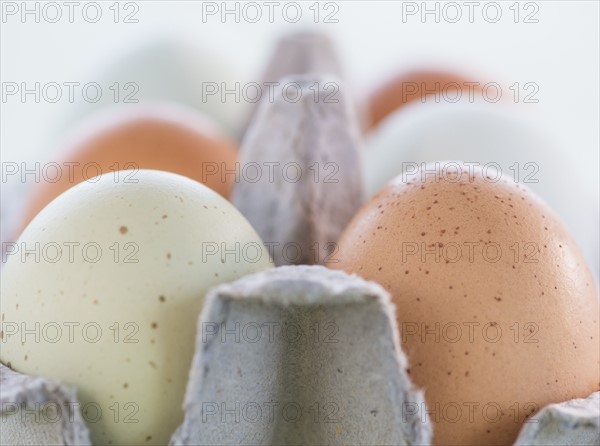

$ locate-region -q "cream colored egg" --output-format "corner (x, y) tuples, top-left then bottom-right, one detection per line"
(364, 101), (599, 282)
(0, 170), (272, 445)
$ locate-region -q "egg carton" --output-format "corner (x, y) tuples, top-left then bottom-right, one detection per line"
(1, 266), (599, 445)
(1, 32), (599, 446)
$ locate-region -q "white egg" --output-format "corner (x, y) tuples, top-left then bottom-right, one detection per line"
(0, 170), (272, 445)
(364, 100), (599, 281)
(61, 39), (246, 139)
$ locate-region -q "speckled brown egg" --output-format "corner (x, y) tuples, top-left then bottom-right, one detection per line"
(367, 70), (482, 130)
(19, 105), (238, 234)
(329, 162), (599, 445)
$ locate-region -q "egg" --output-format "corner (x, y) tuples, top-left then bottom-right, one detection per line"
(61, 39), (244, 138)
(329, 163), (599, 445)
(19, 104), (238, 235)
(0, 170), (273, 445)
(364, 100), (600, 282)
(367, 70), (481, 129)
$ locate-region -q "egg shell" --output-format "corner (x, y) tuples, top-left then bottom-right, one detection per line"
(364, 101), (599, 282)
(329, 163), (599, 445)
(367, 70), (482, 129)
(61, 40), (245, 139)
(0, 170), (273, 445)
(19, 104), (238, 235)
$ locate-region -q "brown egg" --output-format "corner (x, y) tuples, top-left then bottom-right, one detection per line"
(329, 163), (599, 445)
(20, 105), (238, 233)
(367, 71), (482, 129)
